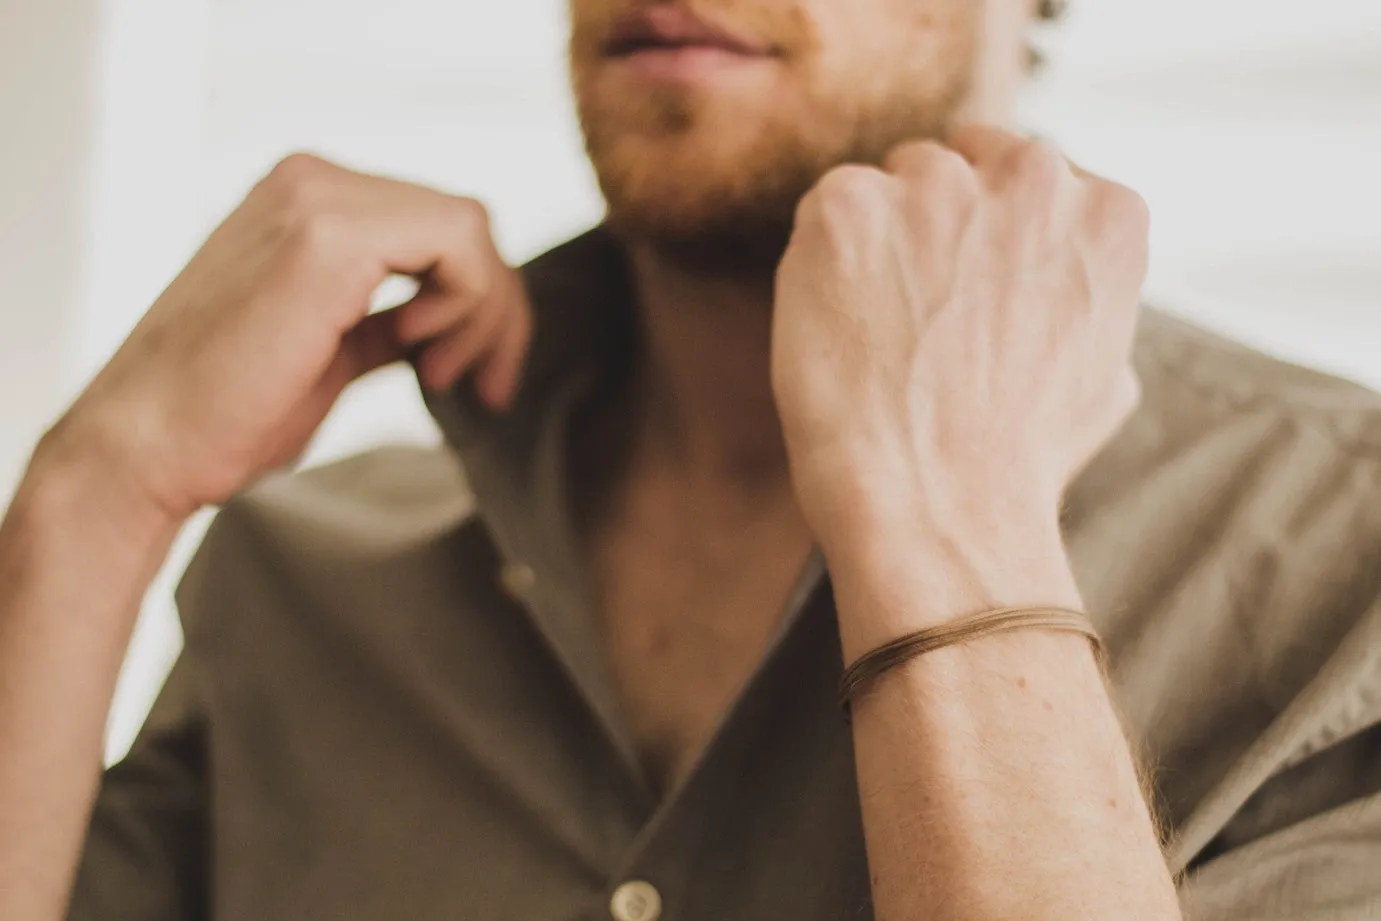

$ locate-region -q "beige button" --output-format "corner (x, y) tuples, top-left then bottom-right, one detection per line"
(609, 880), (661, 921)
(498, 562), (537, 600)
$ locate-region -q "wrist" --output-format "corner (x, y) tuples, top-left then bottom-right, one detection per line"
(24, 424), (185, 551)
(820, 499), (1082, 664)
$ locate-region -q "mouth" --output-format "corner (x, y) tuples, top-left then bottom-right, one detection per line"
(602, 6), (777, 61)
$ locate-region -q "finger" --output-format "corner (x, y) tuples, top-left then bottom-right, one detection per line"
(271, 309), (407, 467)
(946, 125), (1097, 185)
(346, 176), (501, 301)
(415, 295), (508, 393)
(394, 285), (473, 345)
(1081, 180), (1151, 256)
(336, 307), (408, 382)
(474, 299), (532, 410)
(943, 123), (1031, 169)
(266, 157), (503, 308)
(881, 140), (973, 181)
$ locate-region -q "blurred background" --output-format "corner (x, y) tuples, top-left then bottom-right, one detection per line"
(1, 0), (1378, 764)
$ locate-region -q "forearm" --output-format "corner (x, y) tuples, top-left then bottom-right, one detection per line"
(832, 522), (1179, 921)
(0, 434), (180, 921)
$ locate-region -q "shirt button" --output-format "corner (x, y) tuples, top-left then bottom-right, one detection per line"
(498, 562), (537, 601)
(609, 880), (662, 921)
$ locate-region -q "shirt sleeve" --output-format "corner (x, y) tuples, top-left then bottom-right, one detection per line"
(1176, 625), (1381, 921)
(1179, 785), (1381, 919)
(66, 655), (210, 921)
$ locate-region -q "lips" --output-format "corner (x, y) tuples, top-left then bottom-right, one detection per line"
(602, 6), (775, 58)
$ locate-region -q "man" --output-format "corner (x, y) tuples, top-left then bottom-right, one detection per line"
(1, 0), (1378, 918)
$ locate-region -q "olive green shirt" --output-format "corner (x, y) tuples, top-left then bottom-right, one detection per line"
(70, 230), (1381, 920)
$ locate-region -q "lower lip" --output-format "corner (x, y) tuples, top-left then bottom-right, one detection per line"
(608, 46), (776, 84)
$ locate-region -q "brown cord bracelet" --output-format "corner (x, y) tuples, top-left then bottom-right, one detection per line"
(838, 606), (1103, 716)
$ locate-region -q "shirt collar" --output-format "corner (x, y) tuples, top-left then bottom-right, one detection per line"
(423, 226), (648, 778)
(424, 225), (634, 558)
(422, 227), (832, 791)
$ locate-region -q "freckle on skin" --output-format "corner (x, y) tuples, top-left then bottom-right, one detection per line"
(1016, 677), (1027, 689)
(1108, 798), (1118, 809)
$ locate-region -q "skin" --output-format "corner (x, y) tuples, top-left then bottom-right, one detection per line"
(0, 158), (532, 919)
(571, 0), (976, 251)
(778, 129), (1171, 917)
(0, 0), (1180, 918)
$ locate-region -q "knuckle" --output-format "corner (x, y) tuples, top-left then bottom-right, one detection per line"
(1085, 181), (1152, 242)
(1110, 183), (1152, 232)
(260, 154), (348, 250)
(887, 141), (979, 202)
(813, 163), (888, 199)
(451, 196), (491, 237)
(931, 144), (973, 176)
(888, 140), (970, 180)
(264, 152), (331, 206)
(1007, 140), (1069, 189)
(929, 150), (980, 199)
(271, 150), (327, 180)
(802, 164), (895, 221)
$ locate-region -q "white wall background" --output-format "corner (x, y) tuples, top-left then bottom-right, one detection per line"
(0, 0), (1377, 763)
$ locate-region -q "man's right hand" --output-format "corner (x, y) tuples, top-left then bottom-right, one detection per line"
(46, 153), (532, 524)
(4, 154), (536, 921)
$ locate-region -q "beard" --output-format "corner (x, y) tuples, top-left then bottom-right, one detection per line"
(569, 0), (977, 273)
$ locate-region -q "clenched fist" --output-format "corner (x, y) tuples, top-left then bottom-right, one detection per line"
(773, 125), (1148, 572)
(51, 154), (532, 522)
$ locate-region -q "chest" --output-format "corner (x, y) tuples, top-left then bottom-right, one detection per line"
(587, 504), (815, 793)
(193, 516), (872, 921)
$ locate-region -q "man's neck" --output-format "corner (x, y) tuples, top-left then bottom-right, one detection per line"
(573, 240), (817, 793)
(621, 242), (789, 494)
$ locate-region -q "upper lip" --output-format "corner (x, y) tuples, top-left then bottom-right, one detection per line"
(602, 6), (775, 57)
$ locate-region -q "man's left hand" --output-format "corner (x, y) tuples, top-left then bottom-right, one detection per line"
(771, 125), (1149, 600)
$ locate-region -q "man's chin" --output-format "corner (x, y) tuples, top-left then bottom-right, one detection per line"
(609, 215), (794, 277)
(601, 185), (800, 276)
(590, 144), (825, 274)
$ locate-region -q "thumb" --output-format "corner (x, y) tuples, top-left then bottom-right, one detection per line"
(259, 310), (408, 472)
(298, 307), (409, 420)
(334, 307), (409, 384)
(268, 308), (404, 455)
